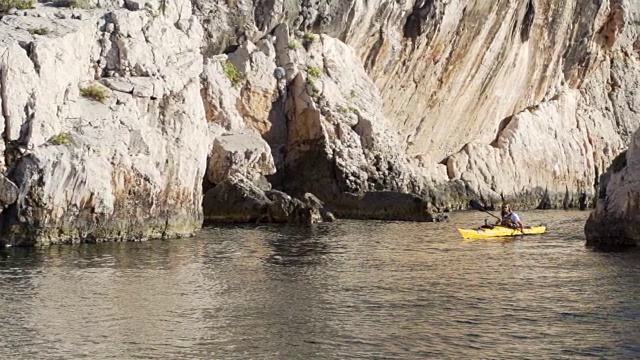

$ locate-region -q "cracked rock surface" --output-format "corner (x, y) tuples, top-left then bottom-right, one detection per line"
(0, 1), (207, 245)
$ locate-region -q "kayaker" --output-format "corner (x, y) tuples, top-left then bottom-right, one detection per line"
(496, 203), (524, 233)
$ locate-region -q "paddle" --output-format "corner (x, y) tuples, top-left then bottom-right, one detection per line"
(469, 200), (501, 221)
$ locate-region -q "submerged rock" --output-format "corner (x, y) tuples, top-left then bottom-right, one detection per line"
(203, 175), (332, 225)
(330, 191), (443, 222)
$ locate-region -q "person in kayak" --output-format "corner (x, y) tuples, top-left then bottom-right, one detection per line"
(496, 203), (524, 233)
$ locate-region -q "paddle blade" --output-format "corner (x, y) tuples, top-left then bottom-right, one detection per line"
(469, 199), (486, 211)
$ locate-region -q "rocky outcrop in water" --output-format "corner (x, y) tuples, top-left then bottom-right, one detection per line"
(202, 175), (333, 224)
(0, 1), (639, 245)
(585, 127), (640, 249)
(0, 1), (207, 245)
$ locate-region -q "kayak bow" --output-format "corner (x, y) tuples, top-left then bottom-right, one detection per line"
(458, 225), (547, 239)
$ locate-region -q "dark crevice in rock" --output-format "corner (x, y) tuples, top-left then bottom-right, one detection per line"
(490, 115), (515, 148)
(18, 93), (35, 147)
(338, 2), (357, 41)
(595, 1), (626, 49)
(364, 29), (385, 70)
(263, 93), (289, 191)
(222, 44), (239, 55)
(520, 0), (535, 43)
(18, 41), (40, 75)
(100, 17), (122, 78)
(560, 1), (602, 87)
(254, 0), (278, 32)
(403, 0), (436, 40)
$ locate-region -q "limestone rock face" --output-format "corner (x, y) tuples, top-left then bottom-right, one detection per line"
(207, 130), (276, 187)
(195, 0), (640, 210)
(199, 24), (439, 220)
(0, 2), (208, 245)
(0, 175), (18, 209)
(585, 127), (640, 249)
(282, 34), (430, 201)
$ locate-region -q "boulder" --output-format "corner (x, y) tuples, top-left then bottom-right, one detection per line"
(202, 175), (270, 223)
(265, 190), (322, 224)
(207, 130), (276, 188)
(203, 176), (330, 225)
(330, 191), (442, 222)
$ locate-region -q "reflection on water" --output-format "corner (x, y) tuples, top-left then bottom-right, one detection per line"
(1, 210), (639, 359)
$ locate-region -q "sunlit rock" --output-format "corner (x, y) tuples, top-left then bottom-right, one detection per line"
(207, 130), (276, 189)
(0, 1), (207, 245)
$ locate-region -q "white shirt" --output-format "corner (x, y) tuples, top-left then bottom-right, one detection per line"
(505, 212), (521, 224)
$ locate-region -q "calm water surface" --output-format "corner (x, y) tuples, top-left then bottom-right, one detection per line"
(1, 210), (639, 359)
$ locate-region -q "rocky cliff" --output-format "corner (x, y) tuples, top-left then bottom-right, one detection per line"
(585, 126), (640, 249)
(0, 0), (207, 245)
(0, 0), (638, 245)
(195, 0), (640, 209)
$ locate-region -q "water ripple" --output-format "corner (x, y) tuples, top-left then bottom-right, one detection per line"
(0, 210), (639, 359)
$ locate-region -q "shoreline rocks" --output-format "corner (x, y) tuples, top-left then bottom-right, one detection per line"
(585, 128), (640, 250)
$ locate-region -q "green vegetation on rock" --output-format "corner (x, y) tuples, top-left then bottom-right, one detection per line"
(80, 84), (108, 102)
(307, 66), (322, 78)
(288, 41), (301, 50)
(52, 0), (90, 9)
(49, 132), (71, 146)
(1, 0), (35, 13)
(222, 60), (245, 87)
(28, 27), (48, 35)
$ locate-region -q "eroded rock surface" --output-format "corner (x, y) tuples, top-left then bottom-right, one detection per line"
(199, 25), (439, 221)
(195, 0), (640, 210)
(0, 2), (207, 245)
(585, 127), (640, 249)
(207, 130), (276, 189)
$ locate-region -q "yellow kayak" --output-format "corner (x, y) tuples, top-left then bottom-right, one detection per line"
(458, 225), (547, 239)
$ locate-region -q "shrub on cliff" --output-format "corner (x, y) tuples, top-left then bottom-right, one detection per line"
(80, 84), (108, 102)
(307, 66), (322, 78)
(0, 0), (35, 13)
(52, 0), (90, 9)
(222, 60), (245, 87)
(288, 41), (301, 50)
(28, 26), (48, 35)
(49, 132), (71, 146)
